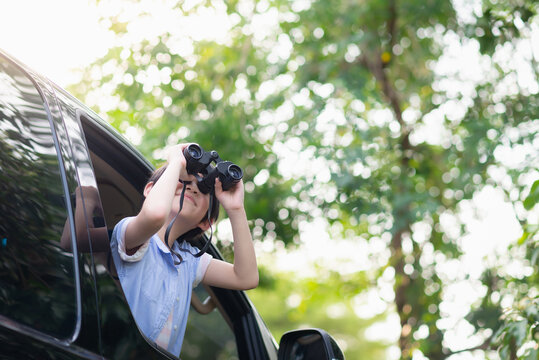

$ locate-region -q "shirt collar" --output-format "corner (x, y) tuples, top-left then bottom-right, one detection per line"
(154, 235), (172, 254)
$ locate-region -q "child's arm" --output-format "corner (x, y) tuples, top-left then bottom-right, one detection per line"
(124, 144), (192, 251)
(202, 179), (259, 290)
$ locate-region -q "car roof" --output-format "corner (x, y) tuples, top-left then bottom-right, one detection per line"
(0, 47), (154, 175)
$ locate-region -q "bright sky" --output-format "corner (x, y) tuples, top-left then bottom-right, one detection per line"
(1, 1), (536, 359)
(0, 0), (112, 86)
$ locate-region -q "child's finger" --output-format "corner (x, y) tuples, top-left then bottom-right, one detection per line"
(214, 178), (223, 193)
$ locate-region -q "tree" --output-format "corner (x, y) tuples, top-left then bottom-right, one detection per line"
(71, 0), (538, 358)
(268, 0), (538, 358)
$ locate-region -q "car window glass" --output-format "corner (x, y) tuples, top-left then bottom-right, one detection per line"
(0, 57), (77, 339)
(182, 285), (239, 360)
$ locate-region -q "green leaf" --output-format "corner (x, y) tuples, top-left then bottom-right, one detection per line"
(531, 247), (539, 267)
(518, 232), (530, 245)
(524, 348), (538, 360)
(523, 179), (539, 210)
(507, 320), (528, 347)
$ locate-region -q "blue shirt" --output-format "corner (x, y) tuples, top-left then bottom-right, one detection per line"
(110, 217), (212, 357)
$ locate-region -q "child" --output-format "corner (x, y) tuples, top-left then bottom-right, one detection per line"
(110, 143), (258, 356)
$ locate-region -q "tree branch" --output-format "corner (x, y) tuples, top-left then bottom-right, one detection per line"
(359, 53), (412, 165)
(388, 0), (398, 51)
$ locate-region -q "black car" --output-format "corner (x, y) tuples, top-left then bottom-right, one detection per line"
(0, 49), (344, 360)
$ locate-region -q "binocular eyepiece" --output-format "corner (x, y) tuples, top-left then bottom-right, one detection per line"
(183, 144), (243, 194)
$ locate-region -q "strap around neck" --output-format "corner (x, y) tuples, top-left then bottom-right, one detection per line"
(164, 180), (213, 263)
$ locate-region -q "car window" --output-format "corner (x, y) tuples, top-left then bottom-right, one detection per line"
(0, 56), (78, 339)
(73, 113), (169, 359)
(77, 114), (241, 359)
(182, 284), (239, 359)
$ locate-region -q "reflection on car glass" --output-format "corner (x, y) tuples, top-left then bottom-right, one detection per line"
(0, 57), (77, 339)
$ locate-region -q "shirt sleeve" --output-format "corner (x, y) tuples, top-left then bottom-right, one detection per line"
(194, 252), (213, 287)
(114, 217), (151, 262)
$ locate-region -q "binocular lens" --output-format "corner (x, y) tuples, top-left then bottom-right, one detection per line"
(227, 164), (243, 180)
(186, 144), (203, 160)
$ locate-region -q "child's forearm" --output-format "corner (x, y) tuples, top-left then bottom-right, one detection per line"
(125, 159), (181, 250)
(142, 159), (180, 222)
(228, 207), (259, 289)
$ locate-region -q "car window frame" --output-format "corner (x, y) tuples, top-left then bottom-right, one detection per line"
(0, 52), (84, 347)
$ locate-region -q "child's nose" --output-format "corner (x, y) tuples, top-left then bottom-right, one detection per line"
(186, 183), (198, 194)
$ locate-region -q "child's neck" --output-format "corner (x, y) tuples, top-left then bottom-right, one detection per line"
(157, 221), (191, 248)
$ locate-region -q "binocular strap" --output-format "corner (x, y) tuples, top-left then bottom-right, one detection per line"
(164, 180), (213, 264)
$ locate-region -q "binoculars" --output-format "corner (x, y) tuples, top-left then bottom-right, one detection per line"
(183, 144), (243, 194)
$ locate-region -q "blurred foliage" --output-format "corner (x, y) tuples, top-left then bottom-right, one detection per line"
(249, 265), (389, 360)
(71, 0), (538, 359)
(486, 181), (538, 359)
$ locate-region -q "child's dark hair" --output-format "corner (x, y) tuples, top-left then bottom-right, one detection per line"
(147, 164), (220, 250)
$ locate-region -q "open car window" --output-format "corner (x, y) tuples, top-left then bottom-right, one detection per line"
(77, 113), (240, 359)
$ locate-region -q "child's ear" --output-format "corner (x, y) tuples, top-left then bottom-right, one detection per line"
(197, 219), (212, 232)
(143, 182), (154, 198)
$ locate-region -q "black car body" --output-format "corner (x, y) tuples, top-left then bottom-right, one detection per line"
(0, 49), (343, 360)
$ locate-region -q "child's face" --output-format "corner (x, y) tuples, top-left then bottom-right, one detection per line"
(172, 180), (211, 230)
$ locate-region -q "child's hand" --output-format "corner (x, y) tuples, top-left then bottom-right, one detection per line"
(166, 143), (192, 181)
(214, 178), (245, 212)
